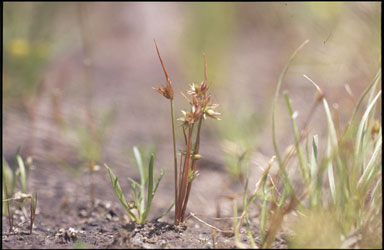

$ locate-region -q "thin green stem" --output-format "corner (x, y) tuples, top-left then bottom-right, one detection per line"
(271, 40), (308, 198)
(272, 40), (309, 167)
(283, 91), (309, 185)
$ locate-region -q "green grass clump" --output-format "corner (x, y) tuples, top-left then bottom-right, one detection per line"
(285, 71), (382, 249)
(2, 150), (31, 208)
(2, 150), (37, 234)
(235, 40), (381, 249)
(104, 146), (168, 224)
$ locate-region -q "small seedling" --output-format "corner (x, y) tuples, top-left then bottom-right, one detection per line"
(2, 150), (37, 234)
(104, 146), (169, 224)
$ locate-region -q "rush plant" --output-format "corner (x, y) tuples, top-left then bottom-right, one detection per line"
(153, 40), (221, 225)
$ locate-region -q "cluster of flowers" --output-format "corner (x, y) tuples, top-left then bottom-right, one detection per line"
(154, 59), (221, 126)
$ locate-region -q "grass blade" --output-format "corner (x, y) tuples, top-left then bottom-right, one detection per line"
(245, 212), (258, 249)
(3, 157), (14, 200)
(323, 96), (338, 151)
(349, 69), (381, 126)
(354, 90), (381, 159)
(283, 91), (309, 185)
(142, 154), (155, 223)
(233, 200), (247, 248)
(303, 75), (340, 203)
(133, 146), (146, 214)
(271, 40), (308, 199)
(358, 128), (382, 188)
(326, 136), (336, 203)
(154, 202), (175, 221)
(272, 40), (309, 166)
(309, 135), (319, 207)
(16, 155), (27, 193)
(260, 181), (270, 243)
(104, 164), (137, 221)
(153, 169), (164, 194)
(369, 177), (382, 207)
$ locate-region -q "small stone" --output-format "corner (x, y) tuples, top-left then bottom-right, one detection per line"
(160, 240), (167, 248)
(105, 202), (111, 209)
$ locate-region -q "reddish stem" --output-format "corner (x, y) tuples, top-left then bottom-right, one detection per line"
(181, 117), (203, 221)
(177, 124), (193, 223)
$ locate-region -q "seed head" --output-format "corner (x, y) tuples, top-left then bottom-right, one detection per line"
(153, 40), (174, 100)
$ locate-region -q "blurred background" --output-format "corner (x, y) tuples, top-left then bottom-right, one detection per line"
(3, 2), (381, 182)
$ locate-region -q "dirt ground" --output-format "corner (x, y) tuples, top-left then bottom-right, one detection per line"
(2, 160), (287, 249)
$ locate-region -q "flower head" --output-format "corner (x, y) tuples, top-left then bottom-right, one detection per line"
(204, 103), (221, 120)
(187, 56), (209, 98)
(180, 55), (221, 123)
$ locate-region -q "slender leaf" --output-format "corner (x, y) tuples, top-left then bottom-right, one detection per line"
(272, 40), (309, 166)
(323, 99), (338, 151)
(142, 154), (155, 223)
(370, 177), (382, 207)
(154, 202), (174, 221)
(309, 135), (319, 207)
(271, 41), (309, 206)
(3, 157), (14, 196)
(233, 200), (244, 248)
(245, 212), (258, 248)
(153, 169), (164, 194)
(283, 91), (309, 185)
(133, 146), (146, 213)
(326, 137), (336, 203)
(127, 177), (140, 187)
(16, 155), (27, 193)
(349, 69), (381, 126)
(260, 179), (269, 243)
(358, 128), (382, 188)
(104, 164), (136, 220)
(354, 91), (381, 159)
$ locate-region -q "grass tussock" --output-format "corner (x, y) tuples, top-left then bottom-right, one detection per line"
(235, 40), (381, 249)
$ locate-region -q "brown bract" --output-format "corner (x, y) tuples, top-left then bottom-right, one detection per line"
(153, 84), (173, 100)
(153, 40), (174, 100)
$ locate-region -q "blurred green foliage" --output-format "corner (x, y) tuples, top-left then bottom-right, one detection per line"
(217, 104), (265, 180)
(3, 3), (59, 109)
(180, 2), (236, 84)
